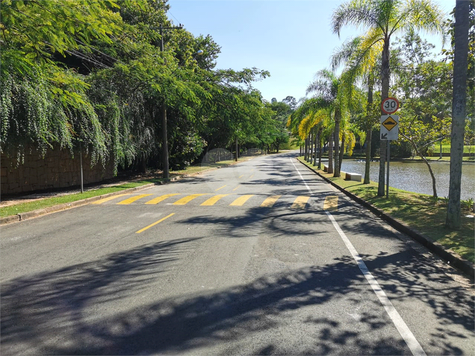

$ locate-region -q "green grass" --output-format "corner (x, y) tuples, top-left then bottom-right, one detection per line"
(438, 144), (475, 154)
(298, 157), (475, 263)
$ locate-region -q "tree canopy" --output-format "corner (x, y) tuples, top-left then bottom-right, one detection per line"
(0, 0), (288, 172)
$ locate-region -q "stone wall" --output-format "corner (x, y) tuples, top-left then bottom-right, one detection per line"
(1, 147), (115, 196)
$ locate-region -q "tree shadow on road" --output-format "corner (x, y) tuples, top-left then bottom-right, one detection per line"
(1, 232), (473, 355)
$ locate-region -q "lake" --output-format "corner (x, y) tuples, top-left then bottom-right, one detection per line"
(340, 159), (475, 201)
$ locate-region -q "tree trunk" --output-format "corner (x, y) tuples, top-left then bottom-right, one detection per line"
(235, 136), (238, 161)
(446, 0), (469, 229)
(378, 38), (391, 196)
(313, 127), (318, 166)
(304, 137), (308, 161)
(364, 128), (372, 184)
(318, 127), (323, 169)
(364, 74), (374, 184)
(333, 110), (341, 177)
(309, 131), (313, 163)
(339, 131), (345, 173)
(410, 140), (438, 198)
(328, 131), (334, 174)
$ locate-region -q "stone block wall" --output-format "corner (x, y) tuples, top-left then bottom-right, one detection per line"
(1, 146), (115, 196)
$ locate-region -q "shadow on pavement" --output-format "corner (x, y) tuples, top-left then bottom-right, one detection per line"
(1, 224), (473, 355)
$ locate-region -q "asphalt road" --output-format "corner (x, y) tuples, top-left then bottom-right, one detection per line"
(1, 151), (474, 355)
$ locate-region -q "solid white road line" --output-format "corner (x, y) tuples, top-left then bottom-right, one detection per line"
(292, 157), (426, 356)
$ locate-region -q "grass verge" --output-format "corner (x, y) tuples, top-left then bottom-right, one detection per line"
(298, 157), (474, 263)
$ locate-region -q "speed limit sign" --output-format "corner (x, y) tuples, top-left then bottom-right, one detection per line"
(381, 97), (399, 114)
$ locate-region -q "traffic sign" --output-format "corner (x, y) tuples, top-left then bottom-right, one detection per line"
(381, 97), (399, 114)
(380, 115), (399, 140)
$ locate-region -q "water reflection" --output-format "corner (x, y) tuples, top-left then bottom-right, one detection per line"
(341, 160), (475, 201)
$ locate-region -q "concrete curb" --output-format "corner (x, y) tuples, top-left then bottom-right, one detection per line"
(297, 159), (475, 280)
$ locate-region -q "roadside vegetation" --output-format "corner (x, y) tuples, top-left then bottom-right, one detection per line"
(1, 0), (293, 175)
(298, 157), (474, 264)
(289, 0), (474, 228)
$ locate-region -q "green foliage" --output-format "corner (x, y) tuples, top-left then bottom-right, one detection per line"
(1, 0), (280, 175)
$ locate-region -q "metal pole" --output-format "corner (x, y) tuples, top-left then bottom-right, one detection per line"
(79, 142), (84, 193)
(386, 141), (390, 198)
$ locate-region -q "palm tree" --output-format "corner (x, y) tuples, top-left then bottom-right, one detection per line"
(332, 0), (444, 195)
(289, 98), (331, 170)
(307, 69), (348, 177)
(446, 0), (471, 229)
(332, 35), (381, 184)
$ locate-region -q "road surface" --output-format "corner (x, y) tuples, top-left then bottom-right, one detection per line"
(1, 151), (474, 355)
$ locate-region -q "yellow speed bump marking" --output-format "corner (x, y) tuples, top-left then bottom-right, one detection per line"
(173, 194), (208, 205)
(92, 194), (131, 205)
(261, 195), (281, 208)
(117, 194), (152, 205)
(291, 196), (310, 209)
(136, 213), (175, 234)
(201, 194), (229, 206)
(230, 195), (254, 206)
(324, 196), (338, 211)
(238, 175), (244, 179)
(145, 194), (179, 205)
(233, 185), (240, 191)
(215, 185), (227, 191)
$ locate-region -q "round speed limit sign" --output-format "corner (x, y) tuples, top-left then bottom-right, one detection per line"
(381, 97), (399, 114)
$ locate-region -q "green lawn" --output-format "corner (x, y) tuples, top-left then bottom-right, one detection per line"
(439, 144), (475, 154)
(298, 157), (475, 263)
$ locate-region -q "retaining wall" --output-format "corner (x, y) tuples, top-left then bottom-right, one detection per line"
(1, 147), (115, 196)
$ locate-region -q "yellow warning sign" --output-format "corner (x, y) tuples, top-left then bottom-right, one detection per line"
(382, 116), (398, 131)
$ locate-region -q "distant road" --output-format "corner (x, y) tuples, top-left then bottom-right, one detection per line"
(1, 151), (474, 355)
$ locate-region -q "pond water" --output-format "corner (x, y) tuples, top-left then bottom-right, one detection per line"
(340, 159), (475, 201)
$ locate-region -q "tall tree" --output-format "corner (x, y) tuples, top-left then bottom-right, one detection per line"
(331, 35), (381, 184)
(306, 70), (346, 176)
(332, 0), (444, 195)
(446, 0), (472, 229)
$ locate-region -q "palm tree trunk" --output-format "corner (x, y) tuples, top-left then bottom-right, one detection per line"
(328, 131), (334, 174)
(364, 74), (374, 184)
(378, 38), (391, 196)
(447, 0), (470, 228)
(313, 127), (318, 166)
(309, 131), (313, 163)
(339, 131), (345, 173)
(334, 110), (341, 177)
(304, 137), (308, 161)
(318, 127), (323, 169)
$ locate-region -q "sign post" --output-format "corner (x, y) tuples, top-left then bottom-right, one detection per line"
(380, 97), (400, 198)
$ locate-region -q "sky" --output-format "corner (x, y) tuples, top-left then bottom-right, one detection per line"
(167, 0), (455, 103)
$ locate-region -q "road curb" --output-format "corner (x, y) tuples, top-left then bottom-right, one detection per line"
(297, 159), (475, 280)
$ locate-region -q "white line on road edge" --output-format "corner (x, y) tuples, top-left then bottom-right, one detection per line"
(290, 158), (313, 194)
(291, 158), (425, 356)
(326, 212), (426, 356)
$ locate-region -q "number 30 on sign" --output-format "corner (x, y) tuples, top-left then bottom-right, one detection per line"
(381, 97), (399, 114)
